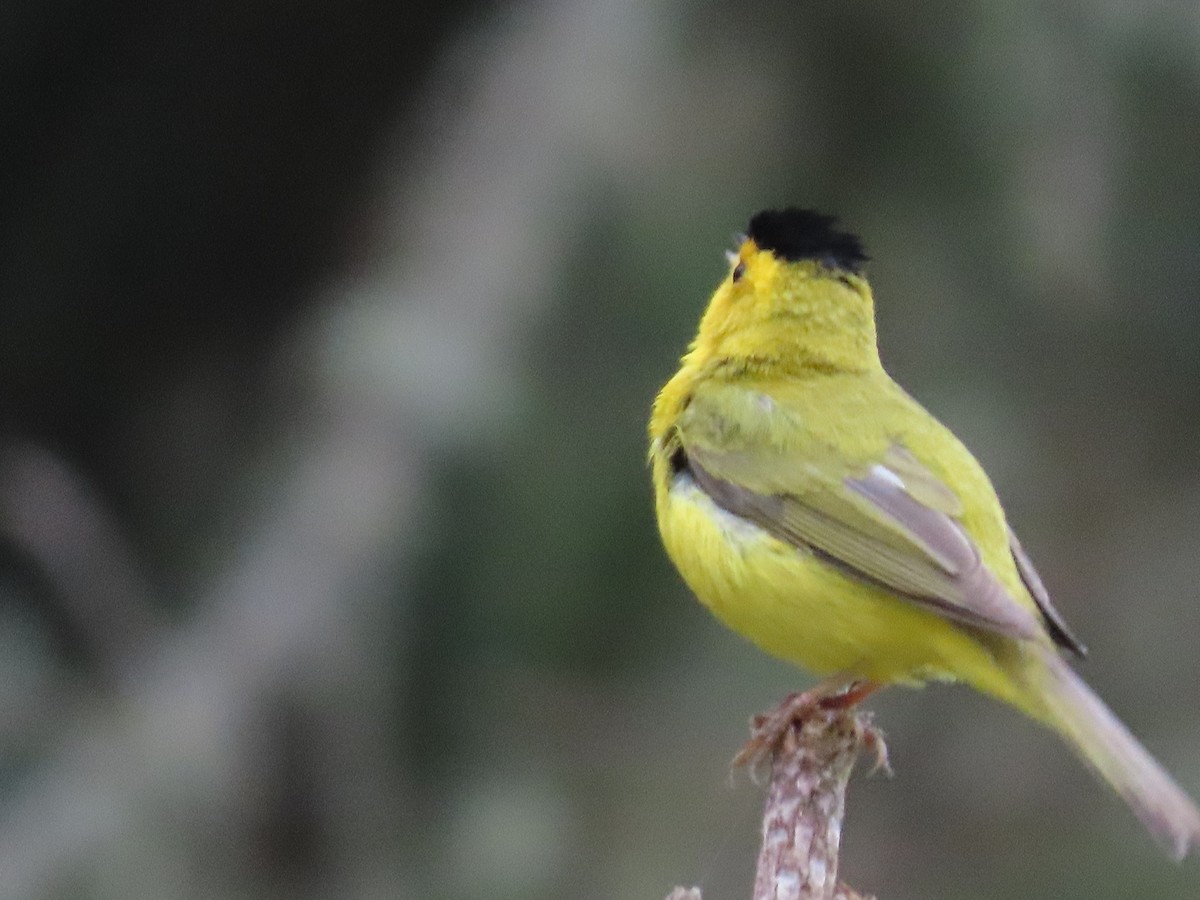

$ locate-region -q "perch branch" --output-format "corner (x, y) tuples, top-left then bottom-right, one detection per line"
(667, 706), (883, 900)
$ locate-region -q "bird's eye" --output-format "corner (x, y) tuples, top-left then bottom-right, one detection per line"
(731, 261), (746, 283)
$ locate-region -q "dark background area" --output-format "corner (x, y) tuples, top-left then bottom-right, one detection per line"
(2, 2), (1199, 898)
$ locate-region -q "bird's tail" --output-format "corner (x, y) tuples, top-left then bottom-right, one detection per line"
(1021, 645), (1200, 860)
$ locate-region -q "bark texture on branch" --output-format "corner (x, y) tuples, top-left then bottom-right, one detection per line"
(753, 707), (878, 900)
(667, 707), (881, 900)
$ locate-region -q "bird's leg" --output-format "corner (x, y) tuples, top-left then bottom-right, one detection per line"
(818, 679), (882, 711)
(733, 675), (881, 771)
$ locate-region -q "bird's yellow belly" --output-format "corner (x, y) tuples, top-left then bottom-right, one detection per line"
(658, 474), (1004, 688)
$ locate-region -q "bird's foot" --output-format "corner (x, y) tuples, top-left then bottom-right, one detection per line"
(860, 718), (892, 777)
(732, 678), (882, 773)
(732, 687), (823, 771)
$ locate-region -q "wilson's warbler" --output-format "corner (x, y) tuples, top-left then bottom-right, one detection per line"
(649, 208), (1200, 859)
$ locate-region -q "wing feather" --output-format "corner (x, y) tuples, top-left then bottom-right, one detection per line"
(676, 384), (1046, 644)
(1009, 527), (1088, 657)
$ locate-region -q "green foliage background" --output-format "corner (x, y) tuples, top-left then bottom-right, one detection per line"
(2, 2), (1199, 898)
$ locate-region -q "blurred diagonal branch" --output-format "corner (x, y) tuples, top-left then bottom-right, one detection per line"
(0, 0), (636, 892)
(0, 441), (165, 687)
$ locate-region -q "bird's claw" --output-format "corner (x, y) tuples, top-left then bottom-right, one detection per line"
(731, 681), (887, 776)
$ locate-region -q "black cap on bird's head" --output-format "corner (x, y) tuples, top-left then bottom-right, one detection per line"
(746, 208), (868, 273)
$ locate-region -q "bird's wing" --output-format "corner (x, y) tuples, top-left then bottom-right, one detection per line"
(1008, 527), (1087, 657)
(675, 384), (1045, 643)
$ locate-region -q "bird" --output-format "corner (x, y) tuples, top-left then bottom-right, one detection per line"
(648, 207), (1200, 859)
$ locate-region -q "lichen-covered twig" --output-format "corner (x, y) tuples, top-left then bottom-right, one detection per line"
(667, 706), (884, 900)
(753, 706), (882, 900)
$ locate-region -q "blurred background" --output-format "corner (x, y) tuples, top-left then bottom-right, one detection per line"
(2, 1), (1200, 897)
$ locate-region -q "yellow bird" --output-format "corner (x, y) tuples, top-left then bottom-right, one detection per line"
(649, 208), (1200, 859)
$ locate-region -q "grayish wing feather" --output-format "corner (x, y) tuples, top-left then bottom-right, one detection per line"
(686, 450), (1045, 643)
(846, 465), (1044, 641)
(1009, 527), (1088, 657)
